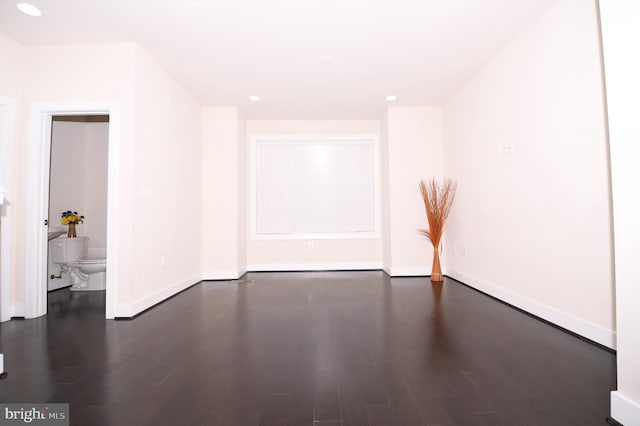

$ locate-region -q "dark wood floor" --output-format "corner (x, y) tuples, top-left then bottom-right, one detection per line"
(0, 272), (615, 425)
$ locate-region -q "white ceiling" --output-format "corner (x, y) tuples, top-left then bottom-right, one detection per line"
(0, 0), (554, 119)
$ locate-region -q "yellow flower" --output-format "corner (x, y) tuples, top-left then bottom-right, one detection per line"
(61, 210), (85, 225)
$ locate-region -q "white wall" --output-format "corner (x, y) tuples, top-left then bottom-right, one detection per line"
(49, 121), (108, 252)
(384, 106), (444, 276)
(246, 120), (383, 271)
(442, 0), (614, 347)
(5, 41), (201, 318)
(236, 110), (248, 274)
(599, 1), (640, 423)
(380, 113), (392, 271)
(129, 46), (202, 311)
(0, 34), (24, 320)
(0, 33), (23, 197)
(0, 33), (24, 102)
(20, 43), (137, 314)
(202, 107), (246, 279)
(49, 122), (86, 235)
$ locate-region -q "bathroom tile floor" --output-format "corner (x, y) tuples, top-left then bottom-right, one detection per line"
(0, 272), (616, 425)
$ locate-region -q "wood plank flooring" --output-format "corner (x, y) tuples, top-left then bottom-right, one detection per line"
(0, 272), (616, 425)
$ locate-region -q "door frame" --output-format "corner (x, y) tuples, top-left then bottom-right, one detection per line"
(25, 102), (119, 319)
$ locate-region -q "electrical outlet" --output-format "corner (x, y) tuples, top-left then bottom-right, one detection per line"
(307, 241), (314, 250)
(456, 245), (467, 257)
(160, 255), (166, 269)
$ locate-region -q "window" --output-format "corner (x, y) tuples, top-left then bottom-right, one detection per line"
(252, 135), (380, 239)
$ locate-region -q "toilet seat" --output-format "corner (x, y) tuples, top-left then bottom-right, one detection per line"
(50, 238), (106, 291)
(68, 257), (106, 291)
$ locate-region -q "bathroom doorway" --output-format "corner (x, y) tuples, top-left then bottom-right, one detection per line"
(47, 115), (109, 295)
(25, 103), (119, 320)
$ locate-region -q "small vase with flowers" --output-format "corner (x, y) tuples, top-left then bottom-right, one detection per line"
(61, 210), (84, 238)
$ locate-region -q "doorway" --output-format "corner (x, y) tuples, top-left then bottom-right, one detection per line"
(25, 103), (119, 319)
(47, 115), (109, 295)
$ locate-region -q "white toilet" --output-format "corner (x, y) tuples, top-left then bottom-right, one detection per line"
(51, 237), (107, 291)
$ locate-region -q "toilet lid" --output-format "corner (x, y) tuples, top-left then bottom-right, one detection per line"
(77, 258), (106, 264)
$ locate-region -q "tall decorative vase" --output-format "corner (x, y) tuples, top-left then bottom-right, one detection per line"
(431, 247), (443, 282)
(419, 178), (457, 285)
(67, 223), (77, 238)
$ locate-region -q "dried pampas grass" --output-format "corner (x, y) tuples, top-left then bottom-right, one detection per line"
(419, 178), (457, 282)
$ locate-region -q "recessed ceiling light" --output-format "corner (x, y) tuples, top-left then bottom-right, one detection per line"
(16, 2), (42, 17)
(320, 55), (332, 64)
(249, 95), (260, 102)
(385, 95), (397, 102)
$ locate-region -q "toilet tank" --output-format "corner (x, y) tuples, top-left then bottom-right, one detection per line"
(51, 237), (88, 263)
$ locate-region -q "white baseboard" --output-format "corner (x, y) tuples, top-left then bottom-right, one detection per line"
(611, 391), (640, 426)
(247, 262), (382, 272)
(387, 267), (431, 277)
(447, 270), (616, 349)
(202, 270), (244, 281)
(114, 275), (201, 318)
